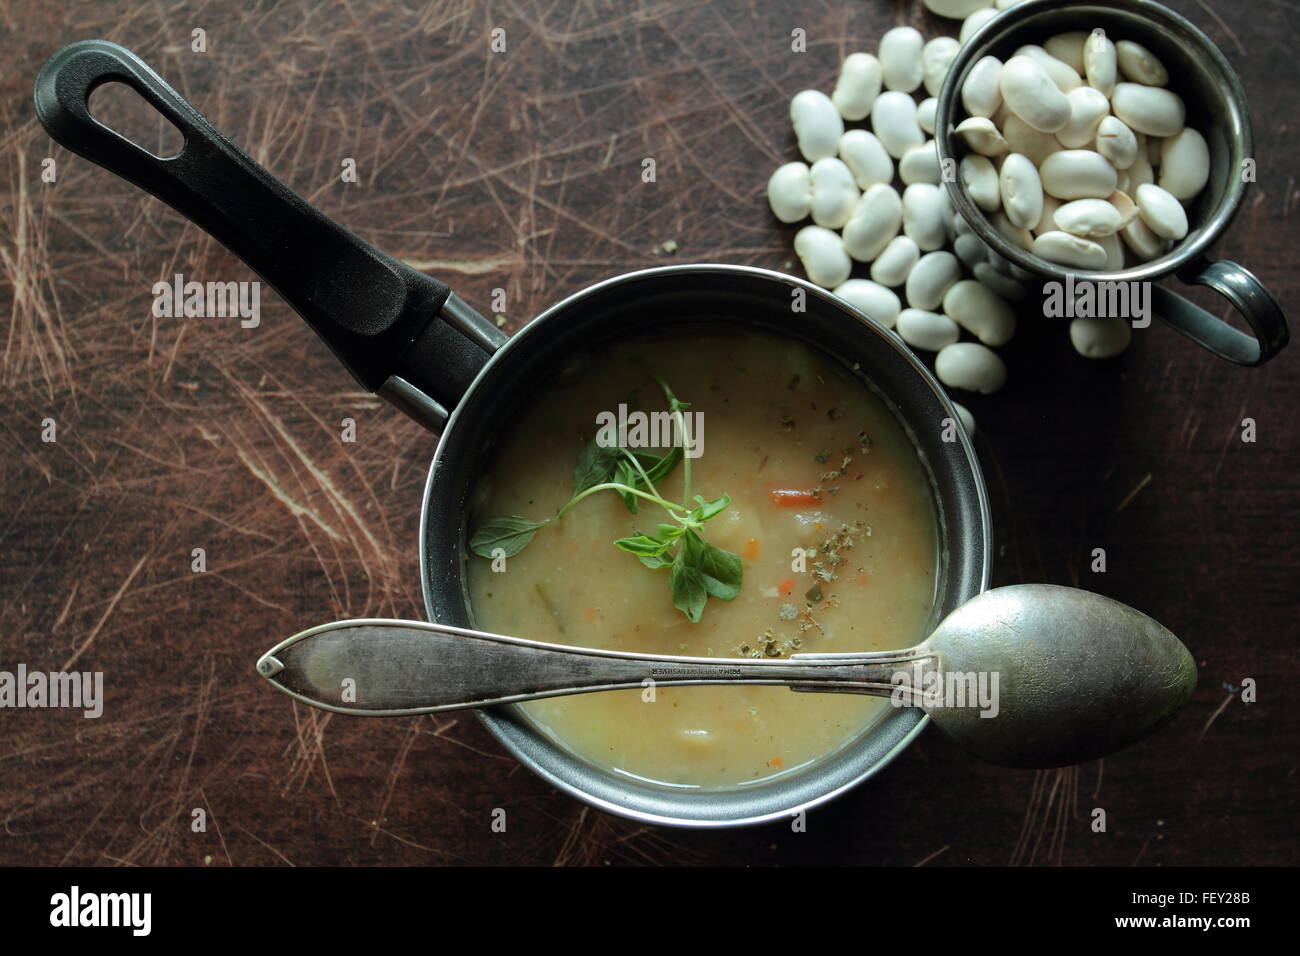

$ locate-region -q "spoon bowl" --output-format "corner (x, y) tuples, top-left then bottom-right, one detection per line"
(919, 584), (1197, 768)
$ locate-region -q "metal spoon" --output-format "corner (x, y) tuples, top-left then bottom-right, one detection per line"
(255, 584), (1196, 768)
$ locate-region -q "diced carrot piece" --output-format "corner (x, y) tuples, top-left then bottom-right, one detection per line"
(743, 538), (760, 560)
(769, 489), (821, 507)
(777, 578), (795, 595)
(584, 607), (597, 622)
(771, 757), (783, 768)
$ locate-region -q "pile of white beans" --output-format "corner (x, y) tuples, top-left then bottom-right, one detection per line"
(766, 0), (1211, 432)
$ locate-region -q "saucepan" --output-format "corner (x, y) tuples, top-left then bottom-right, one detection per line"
(34, 39), (988, 826)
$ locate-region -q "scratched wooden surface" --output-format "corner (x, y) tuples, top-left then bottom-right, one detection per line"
(1, 0), (1296, 866)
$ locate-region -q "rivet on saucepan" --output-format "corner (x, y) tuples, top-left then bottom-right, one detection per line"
(256, 655), (284, 679)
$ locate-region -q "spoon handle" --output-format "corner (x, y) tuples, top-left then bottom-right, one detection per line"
(256, 619), (929, 716)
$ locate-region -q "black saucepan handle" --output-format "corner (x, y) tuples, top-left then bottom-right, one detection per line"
(34, 39), (504, 430)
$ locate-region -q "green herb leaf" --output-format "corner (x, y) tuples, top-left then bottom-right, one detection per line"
(614, 446), (684, 514)
(682, 529), (743, 601)
(670, 549), (709, 623)
(637, 552), (675, 570)
(573, 439), (622, 494)
(689, 493), (731, 523)
(637, 446), (683, 484)
(615, 458), (639, 513)
(469, 516), (546, 558)
(613, 533), (670, 556)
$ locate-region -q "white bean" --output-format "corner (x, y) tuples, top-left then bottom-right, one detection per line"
(991, 209), (1034, 251)
(902, 183), (949, 252)
(870, 235), (921, 288)
(973, 261), (1029, 301)
(1135, 183), (1188, 240)
(1099, 232), (1125, 271)
(923, 0), (996, 17)
(952, 401), (977, 437)
(1001, 114), (1062, 166)
(1095, 115), (1138, 169)
(809, 157), (860, 229)
(900, 141), (942, 186)
(767, 162), (812, 223)
(872, 90), (926, 159)
(842, 183), (904, 262)
(1000, 55), (1070, 133)
(898, 308), (961, 351)
(794, 226), (852, 288)
(1013, 44), (1083, 92)
(833, 279), (902, 329)
(954, 116), (1010, 157)
(999, 153), (1044, 230)
(906, 251), (963, 311)
(1120, 216), (1169, 260)
(839, 129), (894, 189)
(1039, 149), (1118, 200)
(962, 56), (1004, 119)
(960, 8), (999, 45)
(943, 279), (1016, 346)
(832, 53), (882, 122)
(936, 342), (1007, 394)
(791, 90), (843, 162)
(934, 185), (954, 234)
(1044, 32), (1088, 74)
(1128, 146), (1155, 190)
(1034, 193), (1062, 234)
(1083, 29), (1118, 97)
(1032, 230), (1108, 269)
(1107, 189), (1139, 225)
(1057, 86), (1111, 149)
(960, 154), (1001, 212)
(880, 26), (925, 93)
(917, 97), (938, 136)
(1070, 316), (1132, 358)
(946, 207), (966, 242)
(1105, 189), (1140, 229)
(923, 37), (962, 98)
(1159, 128), (1210, 200)
(954, 231), (988, 271)
(1111, 83), (1185, 137)
(1116, 40), (1168, 87)
(1053, 198), (1124, 238)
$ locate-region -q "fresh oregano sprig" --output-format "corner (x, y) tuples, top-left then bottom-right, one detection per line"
(469, 377), (742, 622)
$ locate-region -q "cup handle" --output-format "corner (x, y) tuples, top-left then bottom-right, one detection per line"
(1151, 258), (1290, 366)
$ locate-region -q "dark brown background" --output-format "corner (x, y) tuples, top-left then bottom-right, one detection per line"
(0, 0), (1295, 866)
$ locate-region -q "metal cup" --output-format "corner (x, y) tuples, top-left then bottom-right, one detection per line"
(935, 0), (1289, 365)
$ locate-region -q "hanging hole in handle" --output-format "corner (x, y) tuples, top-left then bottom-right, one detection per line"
(87, 81), (185, 159)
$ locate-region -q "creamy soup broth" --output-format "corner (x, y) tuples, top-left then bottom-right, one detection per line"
(466, 328), (938, 788)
